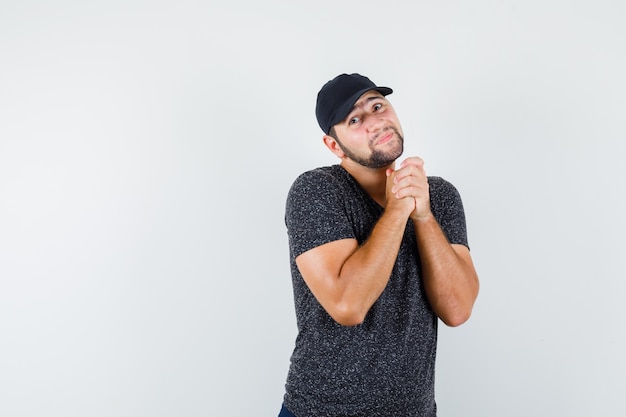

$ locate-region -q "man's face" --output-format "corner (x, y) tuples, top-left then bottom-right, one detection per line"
(331, 91), (404, 169)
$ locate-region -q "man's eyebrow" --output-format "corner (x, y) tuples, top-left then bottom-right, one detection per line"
(350, 95), (385, 113)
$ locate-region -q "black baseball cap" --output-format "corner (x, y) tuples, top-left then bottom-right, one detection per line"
(315, 73), (393, 134)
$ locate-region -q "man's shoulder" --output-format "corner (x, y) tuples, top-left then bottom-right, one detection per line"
(286, 165), (359, 217)
(427, 175), (451, 186)
(427, 175), (460, 195)
(289, 165), (348, 192)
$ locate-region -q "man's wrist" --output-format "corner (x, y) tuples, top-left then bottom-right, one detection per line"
(410, 211), (435, 224)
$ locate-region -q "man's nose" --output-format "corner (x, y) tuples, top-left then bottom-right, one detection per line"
(366, 117), (385, 132)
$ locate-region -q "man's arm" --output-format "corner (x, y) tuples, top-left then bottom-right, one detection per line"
(295, 170), (414, 327)
(413, 218), (479, 326)
(392, 157), (479, 326)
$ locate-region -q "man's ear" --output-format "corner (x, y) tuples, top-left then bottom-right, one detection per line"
(323, 134), (345, 158)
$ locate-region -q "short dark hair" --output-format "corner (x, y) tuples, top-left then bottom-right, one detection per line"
(328, 126), (339, 141)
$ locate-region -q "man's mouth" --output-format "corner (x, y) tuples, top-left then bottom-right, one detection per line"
(375, 130), (395, 145)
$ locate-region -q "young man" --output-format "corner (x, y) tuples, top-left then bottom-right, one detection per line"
(279, 73), (479, 417)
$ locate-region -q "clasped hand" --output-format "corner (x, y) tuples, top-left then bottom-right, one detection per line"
(385, 157), (432, 221)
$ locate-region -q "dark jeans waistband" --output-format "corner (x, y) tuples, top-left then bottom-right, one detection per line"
(278, 403), (296, 417)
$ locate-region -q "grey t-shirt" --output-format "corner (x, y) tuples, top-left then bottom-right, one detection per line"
(283, 165), (468, 417)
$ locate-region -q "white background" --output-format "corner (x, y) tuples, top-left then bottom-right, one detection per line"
(1, 1), (625, 416)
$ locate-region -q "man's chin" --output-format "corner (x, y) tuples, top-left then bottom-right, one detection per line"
(366, 150), (403, 169)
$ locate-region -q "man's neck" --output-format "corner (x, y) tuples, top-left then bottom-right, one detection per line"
(340, 160), (395, 208)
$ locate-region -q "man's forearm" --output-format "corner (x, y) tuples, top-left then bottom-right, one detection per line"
(413, 215), (479, 326)
(334, 207), (410, 325)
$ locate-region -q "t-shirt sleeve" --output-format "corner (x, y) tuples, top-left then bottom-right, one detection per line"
(285, 169), (356, 258)
(428, 176), (469, 249)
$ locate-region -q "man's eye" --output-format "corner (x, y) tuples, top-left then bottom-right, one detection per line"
(373, 103), (383, 111)
(349, 117), (360, 125)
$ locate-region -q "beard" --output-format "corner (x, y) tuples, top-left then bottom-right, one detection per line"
(338, 127), (404, 169)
